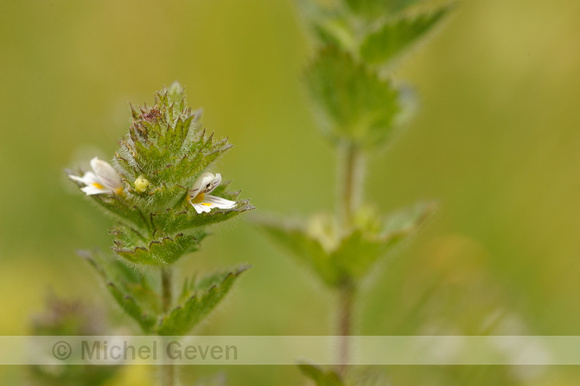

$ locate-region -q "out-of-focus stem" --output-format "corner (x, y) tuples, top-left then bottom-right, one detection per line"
(338, 141), (364, 230)
(336, 141), (364, 377)
(337, 279), (355, 377)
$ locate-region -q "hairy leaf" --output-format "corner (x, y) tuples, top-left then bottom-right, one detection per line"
(156, 265), (249, 335)
(151, 200), (254, 236)
(79, 250), (160, 332)
(113, 232), (204, 265)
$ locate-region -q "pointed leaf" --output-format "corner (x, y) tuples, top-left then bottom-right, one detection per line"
(78, 250), (160, 332)
(151, 200), (254, 235)
(255, 217), (342, 287)
(360, 5), (452, 65)
(305, 46), (400, 148)
(156, 265), (249, 335)
(113, 232), (204, 265)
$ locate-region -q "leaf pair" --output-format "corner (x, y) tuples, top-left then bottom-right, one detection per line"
(80, 250), (248, 334)
(303, 2), (453, 149)
(256, 202), (434, 288)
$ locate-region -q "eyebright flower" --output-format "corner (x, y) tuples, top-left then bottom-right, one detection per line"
(68, 157), (124, 196)
(188, 172), (236, 214)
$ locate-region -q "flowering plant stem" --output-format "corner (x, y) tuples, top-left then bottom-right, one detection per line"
(67, 83), (253, 385)
(161, 266), (175, 386)
(336, 141), (362, 376)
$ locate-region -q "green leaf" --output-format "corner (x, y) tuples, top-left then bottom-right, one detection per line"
(296, 0), (356, 50)
(156, 265), (249, 335)
(297, 362), (343, 386)
(360, 5), (452, 65)
(66, 175), (151, 232)
(334, 201), (436, 280)
(255, 216), (343, 287)
(78, 250), (160, 332)
(113, 231), (205, 265)
(151, 199), (254, 236)
(256, 202), (435, 287)
(305, 45), (400, 148)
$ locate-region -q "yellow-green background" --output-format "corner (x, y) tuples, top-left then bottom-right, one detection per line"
(2, 0), (580, 384)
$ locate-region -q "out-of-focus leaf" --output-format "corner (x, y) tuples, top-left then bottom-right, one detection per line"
(335, 201), (436, 279)
(297, 362), (344, 386)
(345, 0), (425, 19)
(256, 201), (434, 287)
(305, 45), (400, 148)
(360, 5), (452, 65)
(296, 0), (355, 49)
(256, 216), (343, 287)
(156, 265), (249, 335)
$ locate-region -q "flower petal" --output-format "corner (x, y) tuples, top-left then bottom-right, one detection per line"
(189, 172), (222, 200)
(192, 202), (212, 214)
(204, 195), (236, 209)
(90, 157), (122, 191)
(81, 184), (110, 195)
(69, 171), (100, 186)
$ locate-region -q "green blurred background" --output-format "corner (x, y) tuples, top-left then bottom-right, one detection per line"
(2, 0), (580, 384)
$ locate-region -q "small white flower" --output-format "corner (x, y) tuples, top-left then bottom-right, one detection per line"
(68, 157), (124, 196)
(188, 172), (236, 214)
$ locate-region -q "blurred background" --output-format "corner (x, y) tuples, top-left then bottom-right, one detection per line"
(2, 0), (580, 384)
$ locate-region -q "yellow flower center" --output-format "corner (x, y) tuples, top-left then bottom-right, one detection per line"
(191, 192), (205, 204)
(92, 182), (105, 190)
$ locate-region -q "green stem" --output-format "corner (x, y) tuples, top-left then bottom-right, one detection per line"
(161, 266), (175, 386)
(336, 141), (364, 377)
(338, 141), (363, 230)
(337, 280), (355, 377)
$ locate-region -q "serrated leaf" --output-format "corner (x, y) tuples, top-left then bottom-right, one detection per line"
(73, 185), (150, 232)
(297, 362), (344, 386)
(360, 5), (452, 65)
(156, 265), (249, 335)
(305, 46), (400, 148)
(113, 232), (204, 265)
(78, 250), (160, 332)
(151, 199), (254, 236)
(106, 282), (157, 332)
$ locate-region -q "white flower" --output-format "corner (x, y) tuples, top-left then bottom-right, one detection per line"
(68, 157), (124, 196)
(188, 172), (236, 214)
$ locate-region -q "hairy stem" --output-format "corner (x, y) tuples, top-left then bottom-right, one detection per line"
(161, 266), (175, 386)
(336, 141), (364, 377)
